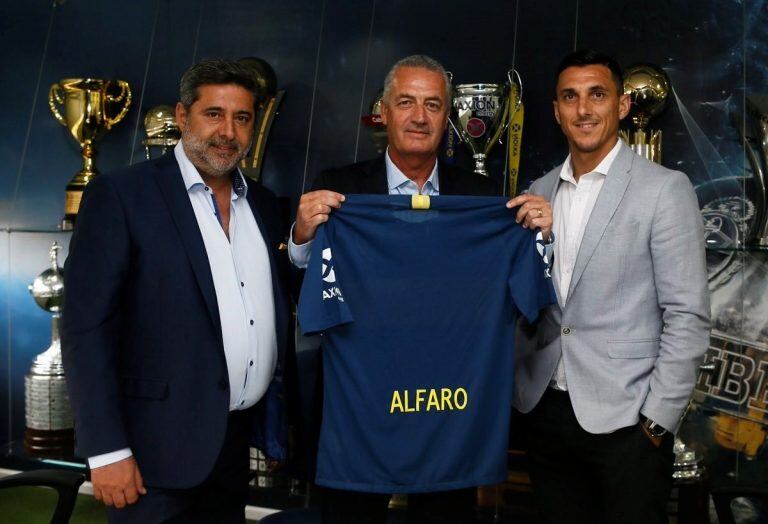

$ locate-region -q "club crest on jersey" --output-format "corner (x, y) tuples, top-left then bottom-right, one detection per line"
(321, 247), (344, 301)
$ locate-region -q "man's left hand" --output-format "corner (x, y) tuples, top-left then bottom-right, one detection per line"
(506, 193), (553, 242)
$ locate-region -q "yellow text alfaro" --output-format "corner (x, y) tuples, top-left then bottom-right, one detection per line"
(389, 387), (468, 414)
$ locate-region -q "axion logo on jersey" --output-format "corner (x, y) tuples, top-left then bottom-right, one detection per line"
(321, 247), (344, 301)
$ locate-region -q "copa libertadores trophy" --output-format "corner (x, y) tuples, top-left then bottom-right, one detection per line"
(24, 242), (74, 457)
(49, 78), (132, 229)
(618, 64), (670, 164)
(450, 70), (522, 177)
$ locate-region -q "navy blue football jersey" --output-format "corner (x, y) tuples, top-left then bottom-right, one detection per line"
(298, 195), (555, 493)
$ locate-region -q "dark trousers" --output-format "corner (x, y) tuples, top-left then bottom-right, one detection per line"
(321, 486), (477, 524)
(522, 388), (674, 524)
(107, 410), (252, 524)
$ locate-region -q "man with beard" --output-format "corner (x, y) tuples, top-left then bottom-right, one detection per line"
(62, 59), (291, 523)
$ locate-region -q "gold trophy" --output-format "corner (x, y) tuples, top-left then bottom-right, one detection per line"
(619, 64), (670, 164)
(48, 78), (132, 229)
(237, 57), (285, 182)
(142, 105), (180, 159)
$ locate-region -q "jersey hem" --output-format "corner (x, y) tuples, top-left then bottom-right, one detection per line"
(315, 473), (506, 494)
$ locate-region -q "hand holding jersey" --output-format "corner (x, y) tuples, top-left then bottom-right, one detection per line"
(294, 190), (345, 244)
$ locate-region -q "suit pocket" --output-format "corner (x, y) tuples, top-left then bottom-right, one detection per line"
(122, 376), (168, 399)
(607, 339), (660, 359)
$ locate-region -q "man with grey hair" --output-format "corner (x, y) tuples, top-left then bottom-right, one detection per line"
(290, 54), (553, 523)
(62, 59), (291, 523)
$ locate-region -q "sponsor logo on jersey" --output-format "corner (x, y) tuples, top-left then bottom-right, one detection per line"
(389, 387), (468, 413)
(321, 247), (344, 301)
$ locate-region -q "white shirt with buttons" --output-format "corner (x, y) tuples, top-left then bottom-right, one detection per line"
(550, 139), (622, 391)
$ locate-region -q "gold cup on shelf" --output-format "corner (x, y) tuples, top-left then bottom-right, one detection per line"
(141, 105), (180, 159)
(48, 78), (131, 229)
(619, 64), (670, 164)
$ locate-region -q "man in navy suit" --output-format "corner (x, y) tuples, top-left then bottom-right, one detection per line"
(62, 59), (291, 523)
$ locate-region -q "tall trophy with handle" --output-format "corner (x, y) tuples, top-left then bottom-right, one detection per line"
(49, 78), (131, 229)
(450, 70), (522, 178)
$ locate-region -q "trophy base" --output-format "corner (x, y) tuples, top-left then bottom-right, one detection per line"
(23, 427), (75, 458)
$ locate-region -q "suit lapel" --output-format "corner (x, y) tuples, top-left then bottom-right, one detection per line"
(538, 167), (562, 205)
(533, 167), (565, 305)
(153, 154), (222, 339)
(567, 143), (634, 298)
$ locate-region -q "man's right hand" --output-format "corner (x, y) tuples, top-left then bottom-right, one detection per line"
(91, 456), (146, 509)
(293, 190), (345, 244)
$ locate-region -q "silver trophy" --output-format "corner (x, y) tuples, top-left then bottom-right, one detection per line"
(449, 70), (522, 176)
(24, 242), (75, 456)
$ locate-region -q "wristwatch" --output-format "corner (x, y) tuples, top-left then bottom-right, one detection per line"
(642, 417), (667, 437)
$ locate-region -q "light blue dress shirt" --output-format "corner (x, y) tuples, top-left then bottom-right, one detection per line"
(288, 149), (439, 267)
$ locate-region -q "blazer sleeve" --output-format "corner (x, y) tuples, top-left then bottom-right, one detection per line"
(61, 174), (132, 457)
(641, 171), (711, 431)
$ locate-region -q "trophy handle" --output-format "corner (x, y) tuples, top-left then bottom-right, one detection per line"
(444, 71), (464, 141)
(505, 68), (523, 123)
(48, 84), (67, 127)
(486, 69), (523, 147)
(105, 80), (132, 127)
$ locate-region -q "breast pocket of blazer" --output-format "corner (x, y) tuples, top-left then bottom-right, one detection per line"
(607, 339), (661, 359)
(122, 376), (169, 400)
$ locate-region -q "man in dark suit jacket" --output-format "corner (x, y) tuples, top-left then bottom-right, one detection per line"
(290, 54), (553, 524)
(61, 59), (290, 523)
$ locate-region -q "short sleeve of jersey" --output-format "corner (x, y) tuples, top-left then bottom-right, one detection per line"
(297, 224), (353, 335)
(508, 234), (557, 324)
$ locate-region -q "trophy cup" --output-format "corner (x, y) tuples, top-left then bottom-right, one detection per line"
(361, 90), (388, 155)
(449, 70), (522, 177)
(618, 64), (670, 164)
(24, 242), (75, 457)
(142, 105), (180, 159)
(49, 78), (132, 229)
(237, 57), (285, 182)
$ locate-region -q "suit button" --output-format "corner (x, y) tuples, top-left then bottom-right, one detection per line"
(562, 327), (571, 336)
(219, 379), (228, 390)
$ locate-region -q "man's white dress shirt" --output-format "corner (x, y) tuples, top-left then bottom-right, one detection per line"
(550, 139), (622, 390)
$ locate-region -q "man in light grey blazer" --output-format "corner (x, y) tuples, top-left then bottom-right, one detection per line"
(514, 49), (710, 524)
